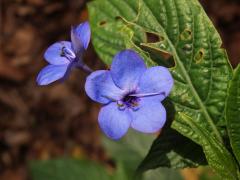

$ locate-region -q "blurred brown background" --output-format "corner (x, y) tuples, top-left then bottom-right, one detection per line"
(0, 0), (239, 180)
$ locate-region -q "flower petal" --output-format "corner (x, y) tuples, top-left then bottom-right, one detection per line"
(130, 96), (166, 133)
(137, 66), (174, 101)
(71, 21), (91, 53)
(36, 65), (68, 85)
(110, 50), (147, 91)
(44, 41), (72, 65)
(85, 70), (125, 104)
(98, 102), (131, 140)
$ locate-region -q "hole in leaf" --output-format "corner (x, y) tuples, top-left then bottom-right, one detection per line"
(141, 46), (175, 68)
(99, 21), (107, 26)
(194, 49), (205, 63)
(186, 30), (192, 36)
(180, 29), (192, 40)
(146, 32), (160, 43)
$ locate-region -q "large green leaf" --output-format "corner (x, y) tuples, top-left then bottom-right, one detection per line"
(88, 0), (232, 141)
(174, 113), (238, 179)
(30, 158), (111, 180)
(88, 0), (232, 169)
(226, 64), (240, 165)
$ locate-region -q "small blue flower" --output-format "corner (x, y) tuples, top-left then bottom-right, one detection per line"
(85, 49), (174, 140)
(37, 21), (91, 85)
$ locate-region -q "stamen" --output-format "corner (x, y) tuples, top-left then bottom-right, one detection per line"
(61, 46), (76, 60)
(119, 92), (141, 110)
(129, 92), (166, 97)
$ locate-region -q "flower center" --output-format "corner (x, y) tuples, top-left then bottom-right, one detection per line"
(60, 46), (76, 60)
(117, 92), (140, 110)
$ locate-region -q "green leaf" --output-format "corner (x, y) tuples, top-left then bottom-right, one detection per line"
(102, 130), (183, 180)
(226, 64), (240, 165)
(30, 158), (111, 180)
(175, 113), (238, 179)
(89, 0), (232, 142)
(88, 0), (233, 169)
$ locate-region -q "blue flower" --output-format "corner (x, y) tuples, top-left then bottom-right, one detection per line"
(85, 49), (174, 140)
(37, 21), (91, 85)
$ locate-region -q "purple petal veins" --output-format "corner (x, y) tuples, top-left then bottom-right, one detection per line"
(85, 49), (174, 140)
(37, 21), (92, 85)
